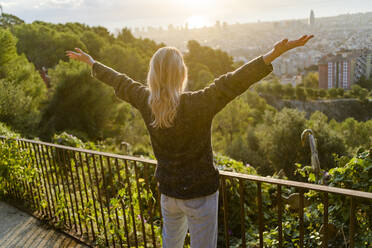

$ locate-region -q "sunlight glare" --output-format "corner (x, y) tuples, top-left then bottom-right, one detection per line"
(185, 15), (211, 29)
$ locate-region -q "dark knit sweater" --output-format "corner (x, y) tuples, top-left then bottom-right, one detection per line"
(91, 56), (273, 199)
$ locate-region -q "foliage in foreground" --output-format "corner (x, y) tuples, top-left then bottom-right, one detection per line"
(0, 134), (371, 247)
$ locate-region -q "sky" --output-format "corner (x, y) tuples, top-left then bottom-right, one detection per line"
(1, 0), (372, 32)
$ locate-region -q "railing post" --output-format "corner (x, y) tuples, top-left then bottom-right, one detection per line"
(277, 185), (282, 248)
(257, 182), (264, 248)
(239, 179), (246, 248)
(322, 192), (328, 248)
(299, 189), (304, 248)
(349, 197), (355, 248)
(221, 176), (229, 248)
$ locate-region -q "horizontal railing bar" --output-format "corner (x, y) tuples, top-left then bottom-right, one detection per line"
(0, 136), (156, 165)
(219, 171), (372, 199)
(2, 136), (372, 200)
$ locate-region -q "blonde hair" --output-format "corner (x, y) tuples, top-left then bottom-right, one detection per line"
(147, 47), (188, 128)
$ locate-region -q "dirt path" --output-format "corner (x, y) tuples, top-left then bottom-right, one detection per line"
(0, 201), (89, 248)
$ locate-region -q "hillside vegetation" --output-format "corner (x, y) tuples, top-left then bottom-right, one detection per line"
(0, 15), (371, 179)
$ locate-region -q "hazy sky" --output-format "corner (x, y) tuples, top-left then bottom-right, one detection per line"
(1, 0), (371, 32)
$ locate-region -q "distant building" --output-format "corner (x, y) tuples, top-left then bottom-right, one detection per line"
(354, 50), (372, 81)
(318, 51), (363, 89)
(309, 10), (315, 27)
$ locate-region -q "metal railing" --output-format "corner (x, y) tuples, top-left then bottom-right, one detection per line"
(1, 136), (372, 248)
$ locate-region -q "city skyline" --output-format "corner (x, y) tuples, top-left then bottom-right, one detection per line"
(1, 0), (372, 32)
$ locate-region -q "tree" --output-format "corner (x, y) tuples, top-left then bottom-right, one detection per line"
(318, 88), (327, 98)
(302, 72), (319, 88)
(0, 13), (24, 28)
(328, 88), (338, 98)
(295, 86), (307, 101)
(0, 28), (17, 68)
(11, 23), (86, 69)
(337, 117), (372, 150)
(80, 31), (105, 60)
(117, 27), (135, 43)
(185, 40), (234, 78)
(305, 87), (316, 100)
(186, 62), (212, 90)
(355, 76), (372, 90)
(336, 88), (344, 97)
(358, 88), (369, 102)
(271, 82), (284, 98)
(0, 29), (47, 135)
(306, 111), (347, 170)
(100, 44), (147, 81)
(255, 108), (307, 177)
(283, 84), (295, 99)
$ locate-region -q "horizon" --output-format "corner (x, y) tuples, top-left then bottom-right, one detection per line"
(1, 0), (372, 33)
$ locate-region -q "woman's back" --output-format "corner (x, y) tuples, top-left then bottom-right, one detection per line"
(91, 55), (273, 199)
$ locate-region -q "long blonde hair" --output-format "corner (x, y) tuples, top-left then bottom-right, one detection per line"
(147, 47), (188, 129)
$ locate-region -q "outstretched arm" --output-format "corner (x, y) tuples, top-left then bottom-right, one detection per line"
(65, 48), (148, 110)
(197, 35), (314, 117)
(263, 35), (314, 65)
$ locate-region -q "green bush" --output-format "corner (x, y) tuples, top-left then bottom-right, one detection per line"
(296, 150), (372, 247)
(295, 86), (307, 101)
(0, 122), (20, 138)
(0, 138), (39, 201)
(0, 29), (47, 135)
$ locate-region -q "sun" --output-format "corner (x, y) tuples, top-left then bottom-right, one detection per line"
(185, 15), (211, 29)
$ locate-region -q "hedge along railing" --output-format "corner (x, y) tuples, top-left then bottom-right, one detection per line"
(1, 136), (372, 248)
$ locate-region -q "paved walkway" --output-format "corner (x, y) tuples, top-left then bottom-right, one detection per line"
(0, 201), (89, 248)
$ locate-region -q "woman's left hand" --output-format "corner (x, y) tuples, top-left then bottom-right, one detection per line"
(66, 48), (95, 67)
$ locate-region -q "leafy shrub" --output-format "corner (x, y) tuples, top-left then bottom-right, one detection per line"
(0, 122), (20, 138)
(295, 149), (372, 247)
(0, 138), (39, 202)
(295, 86), (307, 101)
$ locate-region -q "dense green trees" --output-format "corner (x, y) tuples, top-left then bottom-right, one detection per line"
(1, 16), (371, 179)
(0, 13), (24, 28)
(11, 23), (87, 69)
(184, 40), (234, 90)
(0, 28), (47, 135)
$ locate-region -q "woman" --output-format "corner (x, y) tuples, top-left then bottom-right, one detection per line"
(66, 34), (313, 248)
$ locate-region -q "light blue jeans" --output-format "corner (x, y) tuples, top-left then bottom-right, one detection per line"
(160, 190), (219, 248)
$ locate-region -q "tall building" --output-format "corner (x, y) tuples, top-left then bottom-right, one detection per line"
(318, 52), (358, 89)
(309, 10), (315, 27)
(355, 50), (372, 81)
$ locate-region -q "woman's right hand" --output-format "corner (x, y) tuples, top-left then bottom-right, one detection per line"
(263, 35), (314, 65)
(273, 35), (314, 56)
(66, 48), (95, 67)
